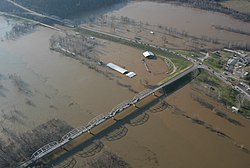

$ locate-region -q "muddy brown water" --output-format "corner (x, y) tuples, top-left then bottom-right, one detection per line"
(0, 15), (168, 136)
(0, 16), (137, 134)
(1, 11), (250, 167)
(106, 1), (250, 42)
(98, 87), (250, 167)
(54, 83), (250, 168)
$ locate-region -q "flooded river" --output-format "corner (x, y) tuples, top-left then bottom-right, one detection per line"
(0, 16), (134, 134)
(53, 81), (250, 168)
(106, 1), (250, 42)
(1, 0), (250, 166)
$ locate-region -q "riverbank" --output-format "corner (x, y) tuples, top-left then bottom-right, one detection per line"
(134, 0), (250, 22)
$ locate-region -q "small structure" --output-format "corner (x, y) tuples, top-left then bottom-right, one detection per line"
(107, 63), (128, 74)
(232, 106), (239, 113)
(226, 58), (238, 73)
(126, 72), (136, 78)
(107, 63), (136, 78)
(143, 51), (155, 59)
(150, 31), (154, 35)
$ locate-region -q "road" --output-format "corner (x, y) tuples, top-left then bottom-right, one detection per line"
(6, 0), (63, 24)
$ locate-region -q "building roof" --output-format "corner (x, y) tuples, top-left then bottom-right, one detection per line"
(143, 51), (155, 57)
(126, 72), (136, 78)
(107, 63), (128, 74)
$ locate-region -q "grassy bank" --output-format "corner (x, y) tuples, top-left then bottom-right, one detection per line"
(193, 70), (250, 117)
(204, 53), (225, 72)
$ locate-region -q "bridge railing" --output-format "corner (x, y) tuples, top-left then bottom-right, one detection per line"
(31, 141), (59, 159)
(19, 66), (197, 167)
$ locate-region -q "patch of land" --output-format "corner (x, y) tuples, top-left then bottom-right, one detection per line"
(193, 70), (250, 117)
(221, 0), (250, 14)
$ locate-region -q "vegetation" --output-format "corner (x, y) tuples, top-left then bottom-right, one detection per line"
(212, 25), (250, 36)
(221, 0), (250, 14)
(193, 70), (250, 117)
(135, 0), (250, 22)
(4, 22), (36, 40)
(87, 151), (130, 168)
(50, 33), (97, 60)
(0, 119), (73, 167)
(15, 0), (126, 18)
(177, 50), (204, 58)
(204, 50), (235, 72)
(0, 0), (25, 14)
(204, 53), (225, 72)
(75, 27), (192, 80)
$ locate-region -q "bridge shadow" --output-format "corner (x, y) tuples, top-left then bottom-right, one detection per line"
(105, 125), (128, 141)
(162, 69), (200, 96)
(149, 99), (171, 113)
(129, 113), (149, 126)
(46, 93), (167, 167)
(56, 157), (77, 168)
(33, 68), (202, 167)
(77, 140), (104, 158)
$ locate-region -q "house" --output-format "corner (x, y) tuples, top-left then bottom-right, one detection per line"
(226, 58), (238, 73)
(143, 51), (155, 59)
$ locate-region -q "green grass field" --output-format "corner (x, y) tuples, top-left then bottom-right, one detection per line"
(193, 70), (250, 117)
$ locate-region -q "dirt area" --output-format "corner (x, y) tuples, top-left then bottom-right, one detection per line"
(49, 30), (170, 92)
(221, 0), (250, 14)
(96, 39), (169, 91)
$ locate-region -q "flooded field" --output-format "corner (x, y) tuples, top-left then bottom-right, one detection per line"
(0, 16), (12, 39)
(1, 0), (250, 166)
(0, 12), (170, 141)
(106, 1), (250, 42)
(54, 79), (250, 168)
(0, 16), (145, 135)
(96, 40), (169, 91)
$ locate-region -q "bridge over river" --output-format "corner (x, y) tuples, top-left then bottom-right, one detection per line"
(18, 65), (201, 168)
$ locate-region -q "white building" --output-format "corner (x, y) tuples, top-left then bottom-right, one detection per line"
(107, 63), (136, 78)
(143, 51), (155, 59)
(232, 106), (239, 113)
(107, 63), (128, 74)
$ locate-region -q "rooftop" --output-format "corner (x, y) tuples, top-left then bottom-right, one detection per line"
(143, 51), (155, 58)
(107, 63), (128, 74)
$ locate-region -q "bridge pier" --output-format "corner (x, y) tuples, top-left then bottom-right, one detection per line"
(161, 87), (167, 96)
(87, 130), (95, 136)
(112, 116), (118, 121)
